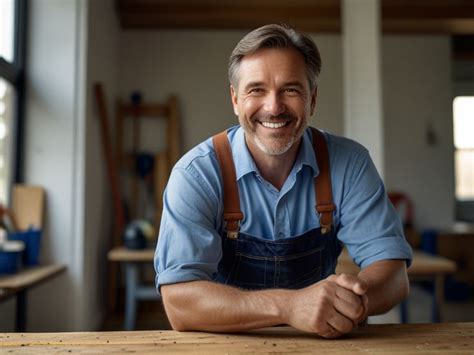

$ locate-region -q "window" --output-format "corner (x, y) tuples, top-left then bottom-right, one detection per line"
(453, 96), (474, 201)
(0, 0), (26, 203)
(0, 79), (15, 202)
(0, 0), (15, 63)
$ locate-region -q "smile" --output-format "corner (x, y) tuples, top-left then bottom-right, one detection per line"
(259, 121), (290, 129)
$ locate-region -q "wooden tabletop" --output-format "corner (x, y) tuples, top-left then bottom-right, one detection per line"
(439, 222), (474, 235)
(336, 249), (457, 276)
(109, 246), (457, 276)
(0, 265), (66, 301)
(108, 247), (154, 262)
(1, 323), (473, 354)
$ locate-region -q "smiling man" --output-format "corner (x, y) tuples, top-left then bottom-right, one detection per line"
(154, 24), (412, 338)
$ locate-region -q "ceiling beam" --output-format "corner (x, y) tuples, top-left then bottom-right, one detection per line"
(116, 0), (474, 34)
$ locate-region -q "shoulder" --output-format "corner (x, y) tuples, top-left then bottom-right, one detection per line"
(169, 127), (241, 200)
(174, 137), (216, 172)
(321, 130), (369, 159)
(317, 130), (371, 173)
(313, 129), (379, 190)
(174, 125), (240, 173)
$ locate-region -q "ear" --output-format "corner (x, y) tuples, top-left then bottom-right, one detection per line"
(310, 88), (318, 116)
(230, 85), (239, 116)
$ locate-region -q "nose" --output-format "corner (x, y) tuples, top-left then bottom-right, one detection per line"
(263, 92), (285, 116)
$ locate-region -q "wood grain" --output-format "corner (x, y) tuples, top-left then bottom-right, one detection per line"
(1, 323), (473, 354)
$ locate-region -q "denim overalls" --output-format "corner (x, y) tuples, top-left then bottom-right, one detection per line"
(212, 128), (342, 290)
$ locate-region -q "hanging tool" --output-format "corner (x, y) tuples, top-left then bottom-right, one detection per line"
(94, 82), (126, 313)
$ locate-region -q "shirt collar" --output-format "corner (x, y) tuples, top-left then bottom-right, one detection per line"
(232, 127), (259, 180)
(231, 126), (320, 180)
(293, 127), (320, 178)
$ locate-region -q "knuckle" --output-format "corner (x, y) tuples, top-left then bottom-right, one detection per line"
(320, 282), (335, 295)
(320, 287), (330, 299)
(339, 273), (353, 283)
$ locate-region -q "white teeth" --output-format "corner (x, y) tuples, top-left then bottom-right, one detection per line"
(261, 121), (287, 128)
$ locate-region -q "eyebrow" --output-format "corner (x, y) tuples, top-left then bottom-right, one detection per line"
(242, 81), (306, 92)
(243, 81), (265, 92)
(283, 82), (306, 90)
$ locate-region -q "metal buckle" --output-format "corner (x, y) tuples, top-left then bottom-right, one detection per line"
(319, 213), (332, 234)
(224, 220), (240, 239)
(226, 231), (239, 239)
(321, 225), (332, 234)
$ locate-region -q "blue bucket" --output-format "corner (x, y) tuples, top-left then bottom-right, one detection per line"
(8, 228), (42, 266)
(421, 229), (438, 255)
(0, 241), (25, 274)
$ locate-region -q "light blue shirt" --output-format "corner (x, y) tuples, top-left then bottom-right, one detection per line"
(154, 126), (412, 293)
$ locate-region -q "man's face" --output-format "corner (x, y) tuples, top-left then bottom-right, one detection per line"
(231, 47), (317, 156)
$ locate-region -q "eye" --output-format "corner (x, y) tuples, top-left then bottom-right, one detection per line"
(248, 88), (263, 94)
(284, 88), (300, 94)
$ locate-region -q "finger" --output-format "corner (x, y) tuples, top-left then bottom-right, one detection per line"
(320, 324), (343, 339)
(333, 273), (367, 295)
(357, 294), (369, 324)
(351, 294), (369, 326)
(335, 284), (363, 306)
(363, 294), (369, 312)
(326, 311), (354, 335)
(333, 294), (365, 323)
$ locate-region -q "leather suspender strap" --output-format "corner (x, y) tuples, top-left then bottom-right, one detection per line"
(212, 128), (334, 237)
(311, 128), (335, 234)
(212, 131), (244, 239)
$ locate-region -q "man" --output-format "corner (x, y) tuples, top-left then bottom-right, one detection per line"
(154, 24), (412, 338)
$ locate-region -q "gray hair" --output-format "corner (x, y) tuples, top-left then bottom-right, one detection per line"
(228, 24), (321, 91)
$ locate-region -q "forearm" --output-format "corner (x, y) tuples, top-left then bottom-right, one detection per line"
(161, 280), (291, 332)
(357, 260), (409, 316)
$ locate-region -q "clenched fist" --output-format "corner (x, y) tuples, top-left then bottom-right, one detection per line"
(282, 274), (368, 338)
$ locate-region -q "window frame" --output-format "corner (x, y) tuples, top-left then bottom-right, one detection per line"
(0, 0), (27, 185)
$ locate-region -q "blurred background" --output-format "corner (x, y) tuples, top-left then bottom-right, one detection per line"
(0, 0), (473, 332)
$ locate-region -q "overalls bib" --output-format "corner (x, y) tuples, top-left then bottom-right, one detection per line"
(212, 128), (342, 290)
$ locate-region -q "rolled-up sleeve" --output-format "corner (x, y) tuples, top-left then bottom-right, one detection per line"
(337, 148), (413, 269)
(154, 162), (222, 296)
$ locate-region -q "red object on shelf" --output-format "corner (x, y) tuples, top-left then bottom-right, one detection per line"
(388, 191), (414, 228)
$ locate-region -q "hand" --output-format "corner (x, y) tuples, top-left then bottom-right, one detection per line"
(327, 273), (369, 325)
(284, 275), (368, 338)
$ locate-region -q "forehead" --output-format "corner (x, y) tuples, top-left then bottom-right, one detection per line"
(237, 47), (308, 87)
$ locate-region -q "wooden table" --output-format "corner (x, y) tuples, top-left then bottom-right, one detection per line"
(0, 264), (66, 332)
(109, 247), (456, 329)
(1, 323), (473, 354)
(337, 249), (457, 323)
(108, 247), (158, 330)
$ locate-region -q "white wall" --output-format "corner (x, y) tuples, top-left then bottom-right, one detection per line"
(119, 31), (454, 230)
(83, 0), (120, 330)
(18, 0), (87, 331)
(0, 0), (117, 332)
(383, 36), (454, 230)
(118, 31), (344, 154)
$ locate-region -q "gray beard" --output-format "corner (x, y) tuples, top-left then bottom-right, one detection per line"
(253, 134), (295, 156)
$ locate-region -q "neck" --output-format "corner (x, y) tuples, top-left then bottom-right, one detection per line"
(246, 136), (301, 191)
